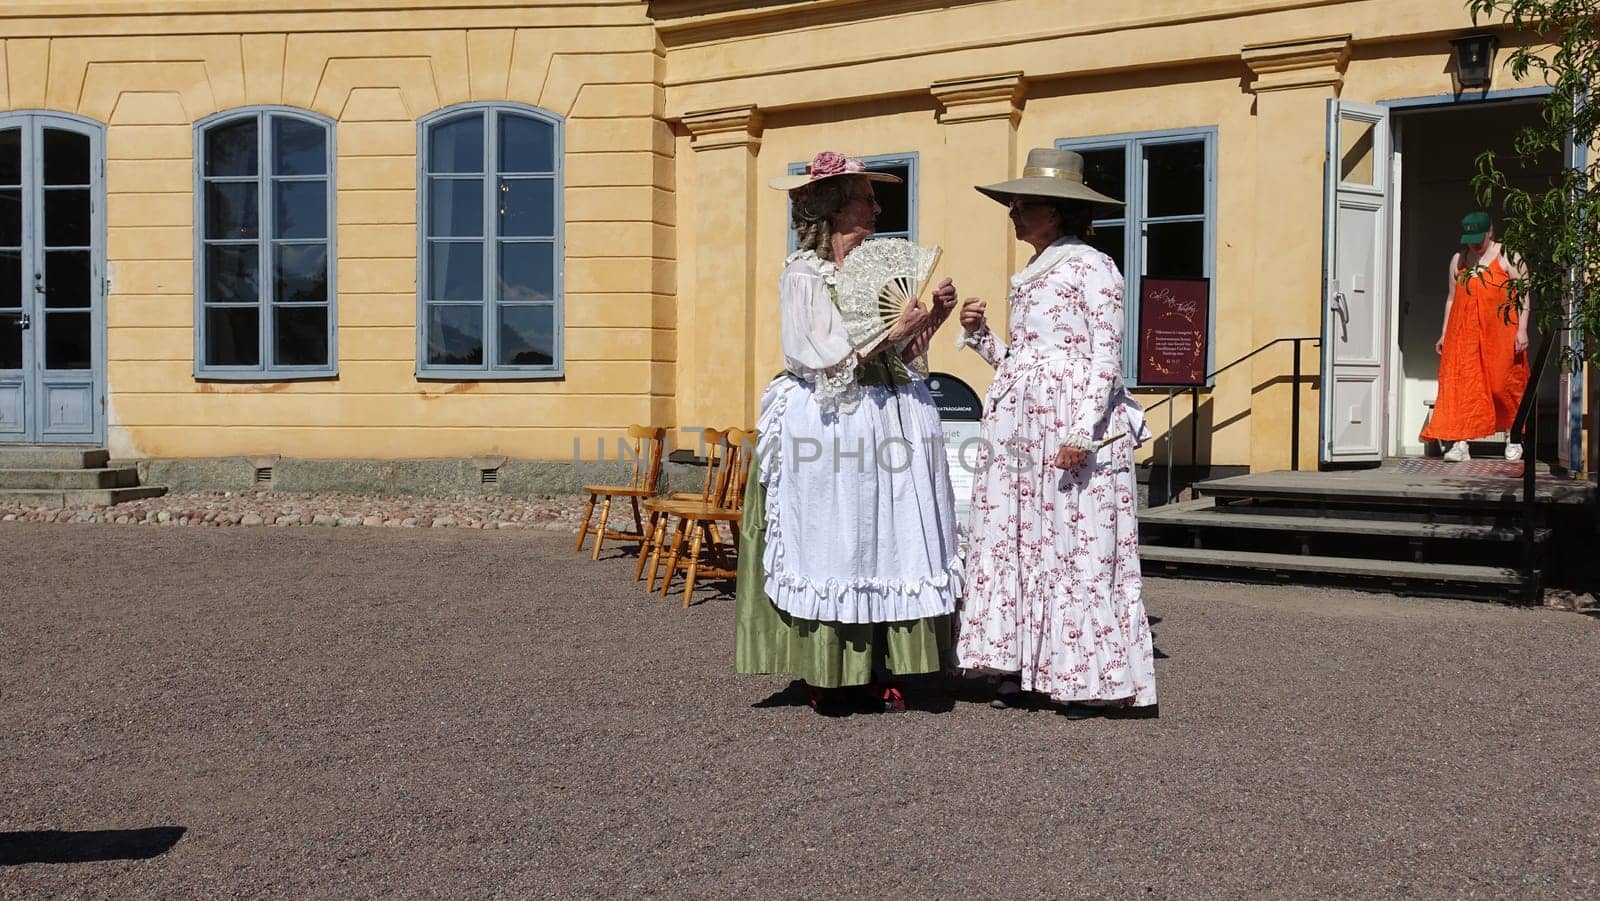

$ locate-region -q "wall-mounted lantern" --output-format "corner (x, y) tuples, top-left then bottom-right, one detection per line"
(1450, 33), (1499, 89)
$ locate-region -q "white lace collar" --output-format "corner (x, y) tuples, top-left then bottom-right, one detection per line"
(1011, 235), (1091, 289)
(785, 248), (838, 285)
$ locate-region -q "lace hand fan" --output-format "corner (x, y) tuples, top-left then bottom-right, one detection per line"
(833, 238), (943, 355)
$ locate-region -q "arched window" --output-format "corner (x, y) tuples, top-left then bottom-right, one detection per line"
(417, 103), (563, 378)
(194, 107), (336, 377)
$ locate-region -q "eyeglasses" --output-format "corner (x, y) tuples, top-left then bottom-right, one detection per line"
(1006, 198), (1052, 212)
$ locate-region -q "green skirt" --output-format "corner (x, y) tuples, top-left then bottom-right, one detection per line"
(733, 457), (951, 689)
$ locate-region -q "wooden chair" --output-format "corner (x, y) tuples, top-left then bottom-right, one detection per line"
(637, 429), (727, 584)
(575, 425), (667, 560)
(655, 428), (758, 608)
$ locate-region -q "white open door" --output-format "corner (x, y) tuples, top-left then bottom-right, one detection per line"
(1321, 100), (1392, 464)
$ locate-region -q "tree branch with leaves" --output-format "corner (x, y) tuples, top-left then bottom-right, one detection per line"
(1467, 0), (1598, 370)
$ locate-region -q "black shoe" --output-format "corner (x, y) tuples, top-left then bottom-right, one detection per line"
(989, 679), (1023, 709)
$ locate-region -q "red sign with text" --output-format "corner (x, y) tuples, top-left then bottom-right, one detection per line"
(1137, 277), (1210, 386)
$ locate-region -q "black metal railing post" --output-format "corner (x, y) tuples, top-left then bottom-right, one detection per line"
(1511, 332), (1554, 606)
(1291, 338), (1303, 471)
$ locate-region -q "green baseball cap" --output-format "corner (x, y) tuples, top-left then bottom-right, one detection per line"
(1460, 211), (1492, 243)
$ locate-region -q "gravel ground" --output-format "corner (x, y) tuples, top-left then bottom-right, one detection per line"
(2, 523), (1598, 898)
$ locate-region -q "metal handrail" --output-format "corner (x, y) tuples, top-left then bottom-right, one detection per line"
(1142, 335), (1320, 472)
(1512, 330), (1555, 605)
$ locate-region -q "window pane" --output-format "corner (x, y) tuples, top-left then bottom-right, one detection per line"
(274, 244), (328, 302)
(498, 304), (554, 366)
(428, 178), (484, 238)
(43, 129), (91, 186)
(0, 250), (19, 307)
(498, 114), (555, 173)
(868, 165), (910, 236)
(1145, 141), (1205, 218)
(0, 189), (18, 246)
(426, 304), (483, 366)
(205, 306), (260, 366)
(274, 181), (327, 240)
(430, 114), (484, 174)
(499, 242), (554, 302)
(44, 311), (91, 370)
(1079, 147), (1126, 206)
(275, 306), (328, 367)
(498, 178), (555, 238)
(428, 242), (483, 301)
(205, 118), (259, 177)
(0, 129), (19, 185)
(45, 189), (91, 247)
(1085, 225), (1125, 275)
(1145, 221), (1205, 279)
(206, 244), (260, 302)
(0, 314), (19, 369)
(273, 118), (327, 176)
(1340, 117), (1376, 185)
(206, 182), (259, 240)
(44, 250), (91, 309)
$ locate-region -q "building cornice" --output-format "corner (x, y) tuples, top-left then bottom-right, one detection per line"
(682, 104), (762, 151)
(930, 72), (1025, 126)
(1242, 34), (1354, 93)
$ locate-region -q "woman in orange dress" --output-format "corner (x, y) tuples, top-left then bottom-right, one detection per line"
(1421, 211), (1531, 462)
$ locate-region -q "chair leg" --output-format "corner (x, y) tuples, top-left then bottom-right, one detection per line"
(704, 522), (729, 570)
(629, 497), (644, 539)
(684, 518), (706, 608)
(646, 515), (678, 592)
(574, 493), (596, 552)
(659, 518), (690, 598)
(591, 496), (613, 561)
(634, 510), (658, 582)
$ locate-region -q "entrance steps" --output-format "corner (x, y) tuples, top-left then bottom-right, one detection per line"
(0, 445), (166, 508)
(1138, 463), (1592, 602)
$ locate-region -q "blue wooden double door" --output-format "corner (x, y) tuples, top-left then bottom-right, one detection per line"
(0, 112), (106, 445)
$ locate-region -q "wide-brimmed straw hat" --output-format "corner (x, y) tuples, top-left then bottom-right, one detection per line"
(769, 150), (903, 192)
(975, 147), (1124, 207)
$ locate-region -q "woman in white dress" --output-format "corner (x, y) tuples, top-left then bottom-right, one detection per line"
(954, 147), (1158, 715)
(735, 150), (962, 714)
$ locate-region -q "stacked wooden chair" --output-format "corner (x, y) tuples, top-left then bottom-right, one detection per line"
(574, 425), (667, 560)
(639, 428), (757, 607)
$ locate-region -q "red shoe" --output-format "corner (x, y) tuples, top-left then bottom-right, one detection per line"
(879, 684), (907, 713)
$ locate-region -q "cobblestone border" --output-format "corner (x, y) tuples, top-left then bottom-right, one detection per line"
(0, 490), (590, 532)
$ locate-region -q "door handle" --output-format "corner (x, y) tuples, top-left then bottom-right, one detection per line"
(15, 313), (28, 330)
(1331, 291), (1349, 341)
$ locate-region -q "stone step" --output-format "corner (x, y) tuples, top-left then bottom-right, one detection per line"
(0, 445), (110, 470)
(1139, 544), (1522, 589)
(0, 467), (140, 490)
(1196, 469), (1593, 510)
(1140, 498), (1544, 543)
(0, 485), (167, 509)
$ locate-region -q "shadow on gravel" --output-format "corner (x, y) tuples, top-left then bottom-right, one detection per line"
(0, 827), (186, 865)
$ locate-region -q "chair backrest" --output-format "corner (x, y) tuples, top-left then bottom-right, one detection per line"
(623, 425), (668, 493)
(695, 429), (729, 501)
(718, 428), (759, 510)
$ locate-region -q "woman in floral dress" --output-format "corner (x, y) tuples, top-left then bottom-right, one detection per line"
(734, 150), (962, 714)
(955, 147), (1157, 714)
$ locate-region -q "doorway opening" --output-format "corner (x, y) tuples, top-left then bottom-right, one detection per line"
(1390, 100), (1565, 463)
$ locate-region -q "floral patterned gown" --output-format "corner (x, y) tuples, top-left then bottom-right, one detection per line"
(955, 236), (1157, 706)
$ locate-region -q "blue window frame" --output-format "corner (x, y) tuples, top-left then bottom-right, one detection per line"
(417, 103), (564, 379)
(1057, 128), (1217, 383)
(786, 151), (918, 251)
(194, 107), (336, 378)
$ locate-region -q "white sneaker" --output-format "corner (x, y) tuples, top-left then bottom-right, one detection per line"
(1504, 443), (1524, 462)
(1443, 440), (1471, 462)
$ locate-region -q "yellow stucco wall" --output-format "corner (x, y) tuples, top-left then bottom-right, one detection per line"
(1, 0), (1557, 469)
(3, 1), (674, 460)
